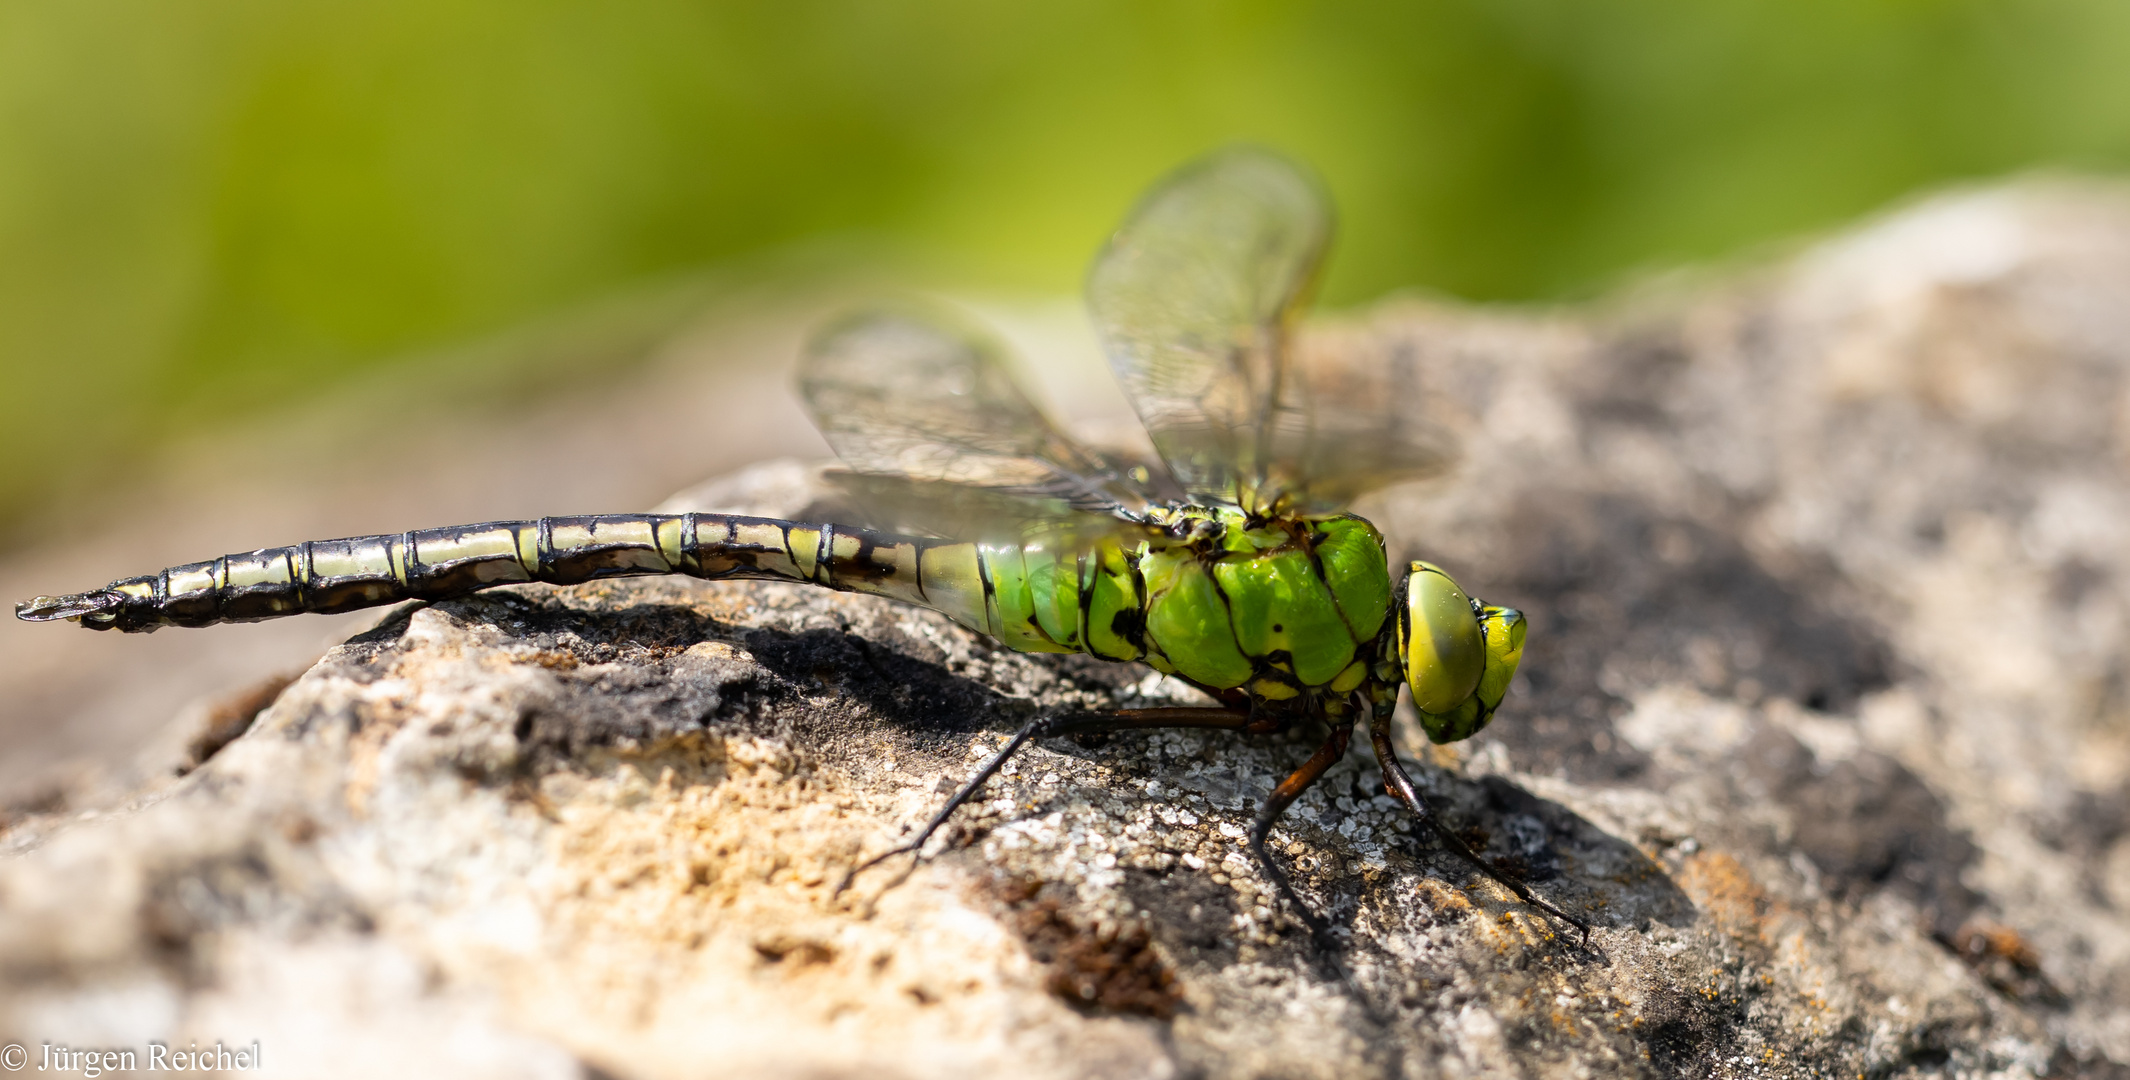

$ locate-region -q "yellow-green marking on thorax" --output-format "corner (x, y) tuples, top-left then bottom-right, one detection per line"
(1211, 546), (1348, 687)
(1142, 546), (1255, 688)
(1142, 511), (1393, 695)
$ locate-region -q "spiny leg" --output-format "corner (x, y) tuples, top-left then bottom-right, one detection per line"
(839, 706), (1251, 894)
(1366, 720), (1591, 944)
(1245, 721), (1352, 944)
(1244, 717), (1409, 1058)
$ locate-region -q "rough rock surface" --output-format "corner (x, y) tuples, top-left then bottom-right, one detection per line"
(4, 181), (2129, 1079)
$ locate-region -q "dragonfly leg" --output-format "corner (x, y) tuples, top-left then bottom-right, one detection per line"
(838, 706), (1252, 895)
(1245, 721), (1353, 944)
(1365, 720), (1591, 945)
(1245, 719), (1411, 1033)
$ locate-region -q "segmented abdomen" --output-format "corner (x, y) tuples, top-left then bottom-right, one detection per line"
(64, 513), (1143, 655)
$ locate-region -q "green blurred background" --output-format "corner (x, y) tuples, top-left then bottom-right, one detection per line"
(5, 0), (2128, 529)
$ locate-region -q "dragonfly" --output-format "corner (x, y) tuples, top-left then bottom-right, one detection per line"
(17, 148), (1585, 942)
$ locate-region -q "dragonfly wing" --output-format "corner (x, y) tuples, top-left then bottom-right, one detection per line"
(1088, 147), (1456, 513)
(821, 471), (1159, 546)
(1087, 147), (1329, 507)
(798, 308), (1164, 537)
(1257, 324), (1461, 513)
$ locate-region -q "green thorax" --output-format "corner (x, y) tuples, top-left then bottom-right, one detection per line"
(968, 507), (1393, 702)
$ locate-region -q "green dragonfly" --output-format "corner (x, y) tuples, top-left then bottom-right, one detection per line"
(18, 148), (1584, 941)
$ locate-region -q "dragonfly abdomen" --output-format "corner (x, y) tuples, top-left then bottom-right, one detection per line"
(16, 515), (887, 632)
(28, 516), (692, 631)
(20, 512), (1135, 648)
(824, 534), (1131, 660)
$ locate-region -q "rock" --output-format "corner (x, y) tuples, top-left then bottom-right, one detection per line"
(4, 179), (2129, 1078)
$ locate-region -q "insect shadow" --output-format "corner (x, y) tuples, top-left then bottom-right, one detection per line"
(401, 594), (1692, 959)
(1074, 728), (1699, 960)
(740, 617), (1695, 954)
(738, 623), (1047, 747)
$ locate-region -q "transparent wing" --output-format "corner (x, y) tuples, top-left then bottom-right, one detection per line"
(797, 308), (1171, 541)
(1255, 320), (1462, 512)
(1087, 147), (1456, 514)
(820, 471), (1159, 547)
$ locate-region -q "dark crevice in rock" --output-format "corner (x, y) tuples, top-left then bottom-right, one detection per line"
(179, 670), (301, 775)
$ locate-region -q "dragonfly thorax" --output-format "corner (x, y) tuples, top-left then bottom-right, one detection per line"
(1115, 508), (1530, 745)
(1125, 511), (1395, 707)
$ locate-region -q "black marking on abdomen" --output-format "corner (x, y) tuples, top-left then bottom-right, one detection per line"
(839, 535), (898, 585)
(63, 513), (955, 632)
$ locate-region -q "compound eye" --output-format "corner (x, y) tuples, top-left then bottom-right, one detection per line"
(1402, 561), (1484, 714)
(1474, 604), (1527, 715)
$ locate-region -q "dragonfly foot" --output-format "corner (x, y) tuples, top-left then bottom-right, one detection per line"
(15, 591), (126, 623)
(834, 840), (931, 898)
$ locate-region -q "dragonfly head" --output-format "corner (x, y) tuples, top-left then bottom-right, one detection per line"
(1394, 562), (1527, 744)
